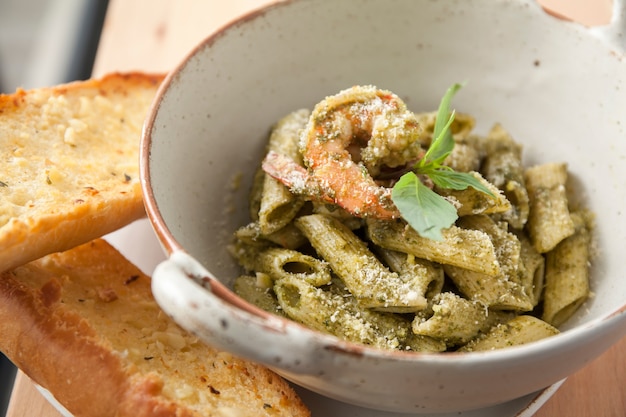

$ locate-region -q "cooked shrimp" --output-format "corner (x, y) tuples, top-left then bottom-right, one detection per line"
(262, 85), (424, 219)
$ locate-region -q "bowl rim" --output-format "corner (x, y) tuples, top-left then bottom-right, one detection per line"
(140, 0), (290, 255)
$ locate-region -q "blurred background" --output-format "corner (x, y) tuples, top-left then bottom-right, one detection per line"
(0, 0), (108, 94)
(0, 1), (108, 414)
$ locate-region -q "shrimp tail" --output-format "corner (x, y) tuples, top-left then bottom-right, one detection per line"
(263, 151), (400, 219)
(262, 150), (335, 204)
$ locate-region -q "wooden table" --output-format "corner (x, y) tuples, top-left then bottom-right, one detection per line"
(6, 1), (625, 416)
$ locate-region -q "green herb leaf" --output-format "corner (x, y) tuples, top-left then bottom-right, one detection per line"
(427, 169), (495, 196)
(433, 83), (463, 139)
(391, 172), (458, 241)
(420, 83), (463, 168)
(392, 82), (495, 240)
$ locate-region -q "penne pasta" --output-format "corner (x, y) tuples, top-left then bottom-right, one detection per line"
(248, 165), (265, 222)
(444, 135), (483, 173)
(443, 264), (533, 311)
(481, 123), (530, 229)
(274, 276), (446, 352)
(447, 215), (532, 311)
(234, 221), (307, 250)
(312, 202), (364, 230)
(266, 109), (310, 159)
(258, 174), (305, 235)
(366, 219), (501, 276)
(257, 109), (310, 234)
(457, 315), (559, 352)
(524, 162), (575, 253)
(295, 214), (428, 312)
(515, 231), (545, 307)
(542, 211), (591, 327)
(231, 90), (594, 353)
(231, 243), (332, 287)
(374, 247), (445, 302)
(457, 215), (521, 281)
(412, 292), (489, 346)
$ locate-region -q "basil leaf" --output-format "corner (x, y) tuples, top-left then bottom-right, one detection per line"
(433, 83), (463, 139)
(428, 169), (496, 196)
(421, 83), (463, 167)
(421, 111), (456, 168)
(391, 172), (458, 241)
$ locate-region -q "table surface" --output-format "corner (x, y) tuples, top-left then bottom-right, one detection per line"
(6, 1), (625, 416)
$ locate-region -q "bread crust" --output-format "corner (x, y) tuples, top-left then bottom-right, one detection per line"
(0, 239), (310, 417)
(0, 73), (164, 272)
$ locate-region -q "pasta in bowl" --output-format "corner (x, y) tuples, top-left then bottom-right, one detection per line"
(141, 0), (626, 413)
(230, 84), (592, 353)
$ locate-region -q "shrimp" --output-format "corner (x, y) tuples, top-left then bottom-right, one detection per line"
(262, 85), (425, 219)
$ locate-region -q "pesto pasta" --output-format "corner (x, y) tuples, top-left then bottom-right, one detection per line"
(229, 85), (593, 353)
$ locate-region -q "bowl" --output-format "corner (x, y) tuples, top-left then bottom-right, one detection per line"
(140, 0), (626, 413)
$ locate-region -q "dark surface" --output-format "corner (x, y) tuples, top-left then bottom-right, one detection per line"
(0, 354), (17, 417)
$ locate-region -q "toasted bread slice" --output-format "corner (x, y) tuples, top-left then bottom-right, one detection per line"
(0, 73), (163, 272)
(0, 238), (310, 417)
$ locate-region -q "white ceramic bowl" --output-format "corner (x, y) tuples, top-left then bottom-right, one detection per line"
(141, 0), (626, 413)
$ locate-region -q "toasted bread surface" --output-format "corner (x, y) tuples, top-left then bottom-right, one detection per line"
(0, 239), (310, 417)
(0, 73), (163, 272)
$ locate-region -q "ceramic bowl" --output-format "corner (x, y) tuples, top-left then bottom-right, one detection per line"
(141, 0), (626, 413)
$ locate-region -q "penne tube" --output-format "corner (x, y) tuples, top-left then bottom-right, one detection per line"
(403, 333), (451, 353)
(374, 247), (444, 301)
(412, 292), (489, 346)
(441, 216), (531, 310)
(295, 214), (428, 312)
(258, 109), (310, 234)
(366, 219), (501, 276)
(524, 162), (575, 253)
(258, 174), (305, 235)
(457, 315), (559, 352)
(515, 231), (546, 307)
(264, 222), (308, 249)
(312, 202), (364, 230)
(541, 212), (591, 327)
(274, 276), (445, 351)
(481, 123), (529, 229)
(266, 109), (310, 159)
(480, 309), (518, 334)
(248, 165), (265, 222)
(445, 136), (483, 173)
(443, 264), (533, 311)
(231, 242), (332, 287)
(457, 215), (521, 281)
(234, 221), (307, 250)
